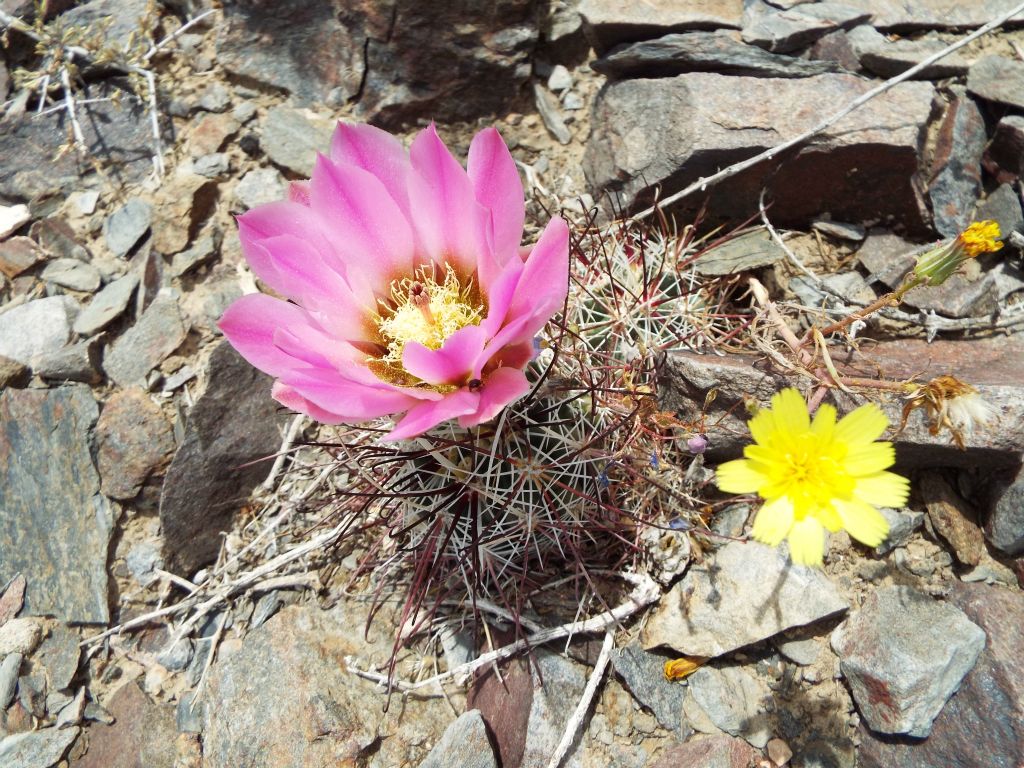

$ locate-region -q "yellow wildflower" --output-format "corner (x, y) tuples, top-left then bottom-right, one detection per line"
(912, 220), (1003, 287)
(664, 656), (707, 681)
(716, 389), (910, 567)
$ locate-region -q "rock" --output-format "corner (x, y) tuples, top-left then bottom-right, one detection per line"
(31, 338), (102, 384)
(192, 152), (230, 179)
(985, 463), (1024, 556)
(0, 574), (26, 626)
(0, 652), (20, 709)
(0, 84), (164, 202)
(967, 55), (1024, 110)
(585, 73), (933, 232)
(197, 83), (231, 113)
(418, 710), (498, 768)
(55, 687), (85, 728)
(808, 28), (863, 72)
(661, 335), (1024, 467)
(831, 585), (985, 738)
(875, 508), (923, 555)
(841, 0), (1024, 29)
(919, 472), (986, 566)
(150, 173), (217, 255)
(855, 231), (919, 288)
(103, 198), (152, 258)
(927, 87), (985, 238)
(261, 106), (334, 177)
(610, 643), (685, 731)
(773, 632), (820, 666)
(96, 388), (175, 500)
(0, 386), (113, 623)
(68, 190), (99, 216)
(547, 64), (574, 92)
(103, 294), (187, 387)
(31, 217), (90, 262)
(233, 167), (288, 212)
(0, 237), (47, 278)
(0, 726), (79, 768)
(155, 637), (193, 672)
(60, 0), (154, 51)
(580, 0), (744, 52)
(72, 272), (140, 336)
(36, 625), (80, 692)
(160, 342), (286, 574)
(70, 682), (177, 768)
(170, 230), (221, 276)
(846, 24), (968, 79)
(202, 606), (379, 766)
(649, 734), (760, 768)
(0, 355), (29, 388)
(0, 618), (42, 656)
(694, 228), (786, 276)
(858, 583), (1024, 767)
(742, 0), (870, 54)
(534, 83), (572, 145)
(0, 295), (77, 365)
(0, 204), (30, 239)
(593, 30), (844, 79)
(811, 219), (866, 241)
(642, 541), (848, 657)
(125, 542), (165, 588)
(975, 183), (1024, 237)
(984, 116), (1024, 182)
(40, 258), (102, 292)
(686, 665), (772, 748)
(187, 113), (241, 158)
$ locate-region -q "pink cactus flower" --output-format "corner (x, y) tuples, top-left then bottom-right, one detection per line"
(219, 123), (569, 441)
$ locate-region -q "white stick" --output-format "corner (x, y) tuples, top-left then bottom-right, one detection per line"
(546, 630), (615, 768)
(262, 414), (307, 490)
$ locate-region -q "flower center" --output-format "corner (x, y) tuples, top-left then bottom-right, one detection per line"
(376, 265), (483, 366)
(775, 437), (853, 516)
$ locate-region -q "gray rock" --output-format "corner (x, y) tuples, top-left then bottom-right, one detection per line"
(773, 634), (820, 666)
(60, 0), (154, 50)
(610, 643), (685, 731)
(694, 228), (786, 276)
(32, 217), (90, 262)
(233, 101), (257, 124)
(975, 183), (1024, 237)
(203, 606), (379, 766)
(126, 542), (165, 587)
(547, 64), (573, 92)
(902, 270), (998, 319)
(521, 652), (588, 768)
(0, 726), (79, 767)
(32, 338), (102, 383)
(858, 583), (1024, 768)
(95, 387), (175, 501)
(197, 83), (231, 113)
(928, 87), (985, 238)
(841, 0), (1024, 29)
(155, 637), (194, 672)
(831, 585), (985, 737)
(250, 592), (283, 629)
(649, 735), (760, 768)
(642, 541), (848, 657)
(811, 219), (866, 241)
(233, 167), (288, 212)
(875, 508), (924, 555)
(40, 258), (102, 292)
(579, 0), (744, 52)
(193, 152), (230, 178)
(0, 386), (113, 623)
(72, 272), (140, 336)
(985, 463), (1024, 555)
(103, 294), (187, 386)
(262, 106), (338, 177)
(742, 0), (870, 53)
(593, 30), (845, 79)
(103, 198), (153, 258)
(985, 115), (1024, 181)
(71, 682), (177, 768)
(160, 342), (286, 574)
(0, 295), (78, 365)
(55, 686), (85, 728)
(176, 691), (203, 733)
(171, 230), (221, 276)
(36, 625), (80, 691)
(418, 710), (498, 768)
(968, 55), (1024, 110)
(0, 203), (30, 239)
(847, 24), (968, 79)
(585, 73), (934, 231)
(0, 236), (47, 278)
(534, 83), (572, 145)
(808, 28), (863, 72)
(687, 665), (772, 748)
(0, 618), (41, 656)
(856, 231), (919, 288)
(0, 652), (21, 709)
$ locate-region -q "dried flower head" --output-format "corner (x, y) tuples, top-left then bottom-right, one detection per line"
(219, 123), (569, 440)
(716, 389), (909, 566)
(912, 220), (1003, 287)
(901, 375), (993, 449)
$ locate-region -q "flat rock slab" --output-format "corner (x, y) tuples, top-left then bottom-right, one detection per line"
(687, 665), (772, 747)
(831, 585), (985, 738)
(928, 86), (985, 238)
(73, 273), (140, 336)
(580, 0), (743, 51)
(641, 541), (848, 658)
(858, 583), (1024, 767)
(584, 72), (933, 232)
(0, 726), (79, 768)
(0, 386), (113, 623)
(159, 342), (286, 575)
(0, 295), (78, 366)
(70, 682), (177, 768)
(985, 462), (1024, 556)
(593, 30), (845, 79)
(418, 710), (498, 768)
(967, 55), (1024, 110)
(662, 335), (1024, 467)
(261, 106), (334, 177)
(742, 0), (870, 54)
(842, 0), (1024, 30)
(847, 25), (968, 79)
(95, 387), (175, 500)
(650, 734), (760, 768)
(103, 294), (186, 387)
(611, 642), (685, 732)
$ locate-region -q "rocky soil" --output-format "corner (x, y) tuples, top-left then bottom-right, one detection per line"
(2, 1), (1024, 767)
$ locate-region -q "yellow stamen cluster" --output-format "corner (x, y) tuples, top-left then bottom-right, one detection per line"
(957, 220), (1003, 258)
(912, 220), (1003, 287)
(377, 265), (482, 365)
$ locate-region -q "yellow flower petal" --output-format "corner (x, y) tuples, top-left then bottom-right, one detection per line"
(811, 403), (837, 440)
(787, 517), (825, 566)
(834, 497), (890, 547)
(771, 388), (810, 432)
(834, 402), (889, 445)
(716, 459), (766, 493)
(748, 409), (777, 446)
(816, 503), (844, 533)
(853, 471), (911, 508)
(843, 442), (896, 476)
(751, 496), (795, 546)
(664, 656), (707, 681)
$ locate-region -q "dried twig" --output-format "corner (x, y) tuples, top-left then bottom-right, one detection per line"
(262, 414), (307, 491)
(759, 189), (817, 281)
(546, 630), (614, 768)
